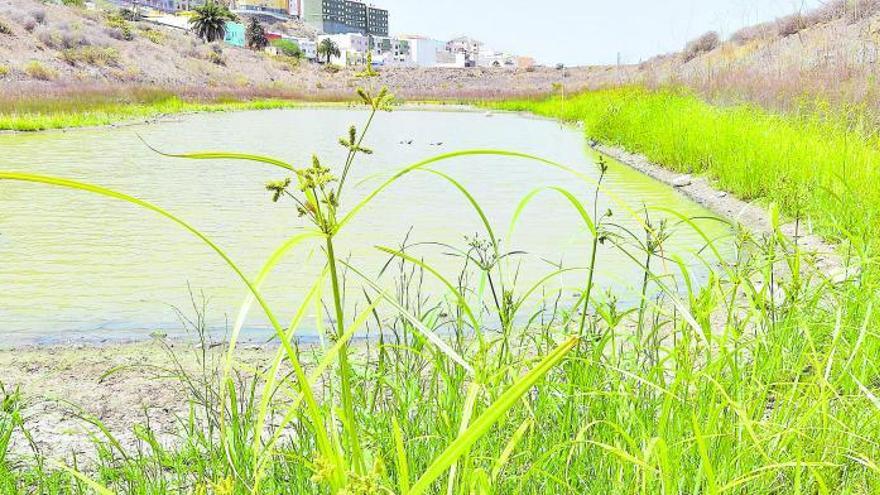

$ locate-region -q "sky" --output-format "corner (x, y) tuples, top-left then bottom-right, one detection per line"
(377, 0), (824, 66)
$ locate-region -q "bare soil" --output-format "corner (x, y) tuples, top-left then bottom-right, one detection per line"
(0, 0), (628, 101)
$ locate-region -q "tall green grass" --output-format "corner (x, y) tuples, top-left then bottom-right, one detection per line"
(489, 86), (880, 245)
(0, 94), (303, 132)
(1, 87), (879, 494)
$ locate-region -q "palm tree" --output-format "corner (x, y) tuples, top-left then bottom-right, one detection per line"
(190, 1), (236, 43)
(245, 17), (268, 50)
(317, 38), (341, 65)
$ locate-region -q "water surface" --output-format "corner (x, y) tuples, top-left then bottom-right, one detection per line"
(0, 108), (730, 344)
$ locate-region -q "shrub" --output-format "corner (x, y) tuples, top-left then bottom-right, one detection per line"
(0, 18), (12, 35)
(119, 7), (141, 21)
(30, 9), (46, 25)
(776, 13), (806, 37)
(729, 22), (773, 45)
(809, 0), (880, 24)
(271, 38), (302, 58)
(61, 0), (86, 7)
(37, 25), (91, 49)
(22, 17), (36, 32)
(0, 65), (9, 77)
(272, 54), (300, 72)
(24, 60), (57, 80)
(60, 46), (119, 66)
(683, 31), (720, 61)
(207, 43), (225, 65)
(245, 17), (268, 50)
(140, 27), (163, 44)
(105, 11), (133, 40)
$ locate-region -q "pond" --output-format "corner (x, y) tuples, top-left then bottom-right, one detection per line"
(0, 107), (731, 344)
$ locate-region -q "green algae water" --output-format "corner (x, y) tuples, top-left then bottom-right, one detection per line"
(0, 108), (730, 344)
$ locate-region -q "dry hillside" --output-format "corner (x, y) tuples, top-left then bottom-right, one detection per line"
(0, 0), (627, 100)
(630, 0), (880, 113)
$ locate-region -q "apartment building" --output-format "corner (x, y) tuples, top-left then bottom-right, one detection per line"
(235, 0), (292, 16)
(369, 36), (410, 66)
(127, 0), (204, 12)
(301, 0), (388, 36)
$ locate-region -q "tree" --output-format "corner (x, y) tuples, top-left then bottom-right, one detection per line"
(317, 38), (340, 65)
(189, 1), (236, 43)
(245, 17), (268, 50)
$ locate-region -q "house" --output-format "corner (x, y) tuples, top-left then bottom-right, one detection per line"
(224, 21), (245, 47)
(293, 38), (318, 60)
(369, 36), (411, 66)
(477, 48), (516, 68)
(398, 35), (445, 67)
(436, 51), (468, 68)
(445, 36), (481, 66)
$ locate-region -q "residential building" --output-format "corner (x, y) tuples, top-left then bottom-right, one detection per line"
(436, 51), (467, 68)
(121, 0), (204, 12)
(369, 36), (410, 66)
(301, 0), (388, 36)
(398, 35), (445, 67)
(224, 21), (245, 47)
(318, 33), (368, 66)
(235, 0), (291, 16)
(293, 37), (318, 60)
(477, 48), (516, 68)
(366, 6), (388, 37)
(446, 36), (482, 67)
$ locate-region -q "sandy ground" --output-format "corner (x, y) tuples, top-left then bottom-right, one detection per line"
(1, 340), (281, 460)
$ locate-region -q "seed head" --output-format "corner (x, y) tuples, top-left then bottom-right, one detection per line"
(265, 177), (291, 202)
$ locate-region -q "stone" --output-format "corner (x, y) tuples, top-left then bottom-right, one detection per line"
(672, 174), (693, 187)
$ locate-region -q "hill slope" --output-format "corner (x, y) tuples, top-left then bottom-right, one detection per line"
(0, 0), (624, 101)
(629, 1), (880, 114)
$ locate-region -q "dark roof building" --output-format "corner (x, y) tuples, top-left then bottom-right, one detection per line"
(301, 0), (388, 36)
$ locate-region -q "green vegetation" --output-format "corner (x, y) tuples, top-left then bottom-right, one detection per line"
(23, 60), (56, 80)
(104, 10), (134, 41)
(272, 38), (303, 58)
(0, 92), (303, 132)
(356, 52), (379, 78)
(60, 46), (120, 66)
(245, 17), (268, 51)
(1, 88), (879, 493)
(490, 86), (880, 244)
(318, 37), (341, 64)
(189, 1), (236, 43)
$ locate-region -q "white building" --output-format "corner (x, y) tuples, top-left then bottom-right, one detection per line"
(398, 35), (446, 67)
(318, 33), (369, 66)
(477, 47), (516, 68)
(435, 51), (467, 68)
(369, 36), (412, 66)
(292, 37), (317, 60)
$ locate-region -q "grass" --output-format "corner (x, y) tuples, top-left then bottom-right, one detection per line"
(0, 87), (879, 494)
(23, 60), (57, 81)
(0, 90), (304, 132)
(488, 86), (880, 245)
(60, 46), (120, 67)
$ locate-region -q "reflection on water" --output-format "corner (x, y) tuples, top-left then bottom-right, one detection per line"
(0, 108), (731, 344)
